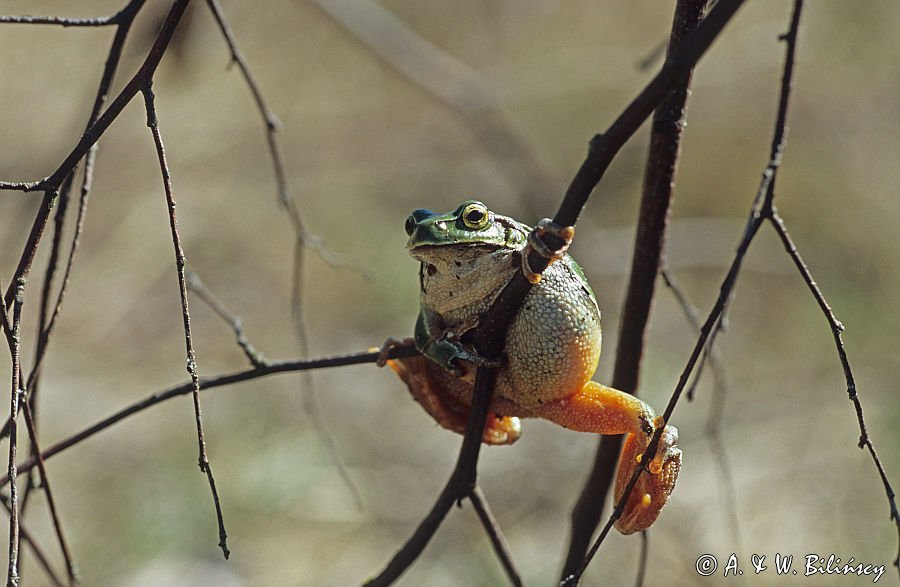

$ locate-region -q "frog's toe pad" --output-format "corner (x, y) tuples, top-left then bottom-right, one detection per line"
(614, 426), (682, 534)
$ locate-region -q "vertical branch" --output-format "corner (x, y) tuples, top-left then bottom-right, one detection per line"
(564, 3), (806, 584)
(19, 403), (77, 584)
(0, 495), (64, 587)
(561, 0), (707, 579)
(6, 279), (25, 587)
(141, 85), (229, 560)
(204, 0), (361, 508)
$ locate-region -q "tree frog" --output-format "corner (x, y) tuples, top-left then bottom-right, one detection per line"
(385, 200), (681, 533)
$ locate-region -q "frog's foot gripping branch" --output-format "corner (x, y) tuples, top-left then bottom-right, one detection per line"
(520, 218), (575, 284)
(614, 423), (681, 534)
(525, 381), (682, 533)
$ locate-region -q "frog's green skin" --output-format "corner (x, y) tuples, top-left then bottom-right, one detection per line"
(389, 200), (681, 534)
(405, 200), (602, 409)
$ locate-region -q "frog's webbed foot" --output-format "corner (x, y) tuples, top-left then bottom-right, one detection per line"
(614, 423), (682, 535)
(375, 336), (416, 367)
(387, 355), (521, 445)
(520, 218), (575, 284)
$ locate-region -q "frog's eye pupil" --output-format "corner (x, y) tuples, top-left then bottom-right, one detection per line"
(405, 215), (416, 236)
(462, 203), (488, 229)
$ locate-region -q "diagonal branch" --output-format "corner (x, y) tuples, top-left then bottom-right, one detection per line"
(142, 83), (229, 560)
(768, 211), (900, 575)
(561, 0), (707, 578)
(367, 1), (747, 584)
(563, 2), (803, 583)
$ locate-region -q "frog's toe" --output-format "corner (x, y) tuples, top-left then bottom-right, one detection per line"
(483, 414), (522, 445)
(376, 336), (415, 367)
(613, 426), (682, 534)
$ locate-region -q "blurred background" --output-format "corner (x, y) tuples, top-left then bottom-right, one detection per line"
(0, 1), (898, 585)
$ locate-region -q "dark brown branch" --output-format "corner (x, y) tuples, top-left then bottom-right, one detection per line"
(6, 280), (24, 587)
(365, 367), (499, 586)
(662, 269), (743, 549)
(0, 0), (183, 198)
(469, 486), (523, 587)
(368, 1), (746, 584)
(20, 403), (77, 584)
(142, 83), (229, 560)
(0, 0), (146, 442)
(0, 495), (65, 587)
(561, 0), (706, 578)
(187, 270), (267, 367)
(768, 212), (900, 575)
(563, 3), (802, 583)
(0, 345), (417, 484)
(0, 14), (118, 27)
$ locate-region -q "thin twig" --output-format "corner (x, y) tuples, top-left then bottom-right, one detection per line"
(142, 83), (229, 560)
(0, 495), (65, 587)
(469, 486), (523, 587)
(186, 270), (267, 367)
(560, 0), (706, 579)
(20, 403), (77, 584)
(0, 345), (419, 485)
(7, 280), (25, 587)
(204, 0), (363, 509)
(768, 211), (900, 575)
(661, 269), (743, 551)
(0, 0), (185, 198)
(365, 367), (499, 586)
(563, 3), (801, 583)
(634, 531), (648, 587)
(205, 0), (349, 270)
(0, 15), (118, 27)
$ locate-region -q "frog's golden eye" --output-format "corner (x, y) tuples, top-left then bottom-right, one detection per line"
(461, 202), (489, 230)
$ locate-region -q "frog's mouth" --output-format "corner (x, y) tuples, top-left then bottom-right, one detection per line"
(409, 242), (504, 255)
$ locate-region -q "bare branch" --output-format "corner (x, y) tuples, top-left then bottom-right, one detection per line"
(142, 83), (229, 560)
(561, 0), (707, 578)
(0, 15), (117, 27)
(3, 344), (419, 485)
(0, 495), (65, 587)
(469, 486), (522, 587)
(6, 280), (25, 586)
(20, 403), (77, 584)
(368, 0), (746, 583)
(768, 212), (900, 575)
(563, 2), (800, 583)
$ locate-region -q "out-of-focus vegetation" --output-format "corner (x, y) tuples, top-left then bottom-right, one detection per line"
(0, 1), (897, 585)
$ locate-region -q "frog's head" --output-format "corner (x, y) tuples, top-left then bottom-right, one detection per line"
(404, 201), (528, 263)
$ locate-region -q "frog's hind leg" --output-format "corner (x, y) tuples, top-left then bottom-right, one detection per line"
(387, 355), (521, 445)
(528, 381), (681, 532)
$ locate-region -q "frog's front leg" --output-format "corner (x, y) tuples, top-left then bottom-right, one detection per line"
(528, 381), (682, 533)
(414, 307), (501, 375)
